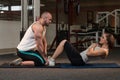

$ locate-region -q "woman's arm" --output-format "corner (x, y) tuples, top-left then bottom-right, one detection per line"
(87, 43), (107, 58)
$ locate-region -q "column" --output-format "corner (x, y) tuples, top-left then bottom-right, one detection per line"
(33, 0), (40, 21)
(21, 0), (28, 31)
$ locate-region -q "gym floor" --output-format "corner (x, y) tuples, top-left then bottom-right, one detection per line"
(0, 47), (120, 80)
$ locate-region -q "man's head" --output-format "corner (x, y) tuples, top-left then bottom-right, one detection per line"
(41, 12), (52, 26)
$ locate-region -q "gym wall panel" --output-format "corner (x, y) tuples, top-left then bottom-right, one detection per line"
(0, 20), (20, 54)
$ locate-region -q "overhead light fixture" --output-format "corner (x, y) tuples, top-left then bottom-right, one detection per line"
(0, 11), (4, 13)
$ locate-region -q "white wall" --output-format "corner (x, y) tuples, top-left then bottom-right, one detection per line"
(0, 20), (21, 49)
(0, 21), (79, 52)
(0, 21), (56, 50)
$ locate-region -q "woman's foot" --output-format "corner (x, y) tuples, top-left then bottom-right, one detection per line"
(48, 56), (55, 66)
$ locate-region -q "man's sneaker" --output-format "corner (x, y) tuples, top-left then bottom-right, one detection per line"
(48, 56), (55, 66)
(9, 58), (22, 66)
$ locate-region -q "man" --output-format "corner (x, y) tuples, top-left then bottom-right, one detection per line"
(10, 12), (52, 66)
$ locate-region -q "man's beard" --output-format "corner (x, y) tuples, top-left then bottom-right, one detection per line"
(44, 23), (49, 27)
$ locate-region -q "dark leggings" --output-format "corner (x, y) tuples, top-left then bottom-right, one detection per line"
(64, 41), (85, 66)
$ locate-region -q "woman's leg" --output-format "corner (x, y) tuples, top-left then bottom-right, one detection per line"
(64, 41), (85, 65)
(51, 40), (67, 59)
(50, 39), (85, 66)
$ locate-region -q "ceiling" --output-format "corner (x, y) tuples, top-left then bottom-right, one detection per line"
(0, 0), (120, 20)
(0, 0), (57, 20)
(0, 0), (56, 6)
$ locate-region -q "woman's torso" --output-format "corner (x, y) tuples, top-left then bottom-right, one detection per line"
(80, 45), (108, 63)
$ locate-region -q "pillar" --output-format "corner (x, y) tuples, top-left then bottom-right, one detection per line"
(21, 0), (28, 31)
(33, 0), (40, 21)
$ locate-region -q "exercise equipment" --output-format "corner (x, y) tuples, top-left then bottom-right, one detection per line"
(96, 9), (120, 47)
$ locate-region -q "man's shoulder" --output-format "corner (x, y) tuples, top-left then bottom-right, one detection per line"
(32, 22), (43, 32)
(32, 22), (41, 28)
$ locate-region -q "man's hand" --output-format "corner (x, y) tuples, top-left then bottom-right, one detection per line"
(44, 57), (49, 66)
(37, 49), (48, 65)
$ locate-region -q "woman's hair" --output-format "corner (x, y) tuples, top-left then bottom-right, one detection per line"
(105, 32), (115, 49)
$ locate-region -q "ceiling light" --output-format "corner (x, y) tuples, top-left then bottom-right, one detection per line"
(0, 11), (4, 13)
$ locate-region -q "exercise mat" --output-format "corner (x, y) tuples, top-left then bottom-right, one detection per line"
(59, 63), (120, 68)
(0, 63), (120, 68)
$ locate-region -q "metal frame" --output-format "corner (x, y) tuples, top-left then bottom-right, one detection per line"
(96, 9), (120, 47)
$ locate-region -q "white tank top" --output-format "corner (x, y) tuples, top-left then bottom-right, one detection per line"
(17, 23), (36, 51)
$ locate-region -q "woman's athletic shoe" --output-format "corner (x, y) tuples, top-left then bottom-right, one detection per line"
(48, 56), (55, 66)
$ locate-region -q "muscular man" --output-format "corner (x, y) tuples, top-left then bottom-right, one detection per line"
(10, 12), (52, 66)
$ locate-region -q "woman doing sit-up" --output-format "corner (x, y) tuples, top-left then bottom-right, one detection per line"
(48, 32), (115, 66)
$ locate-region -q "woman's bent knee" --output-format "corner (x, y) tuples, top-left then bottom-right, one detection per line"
(60, 39), (67, 46)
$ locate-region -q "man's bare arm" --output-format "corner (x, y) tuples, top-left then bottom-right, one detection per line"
(43, 33), (47, 54)
(32, 24), (47, 59)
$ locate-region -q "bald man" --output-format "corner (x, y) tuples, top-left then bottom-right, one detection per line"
(10, 12), (52, 66)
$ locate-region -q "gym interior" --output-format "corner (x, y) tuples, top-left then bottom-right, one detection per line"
(0, 0), (120, 80)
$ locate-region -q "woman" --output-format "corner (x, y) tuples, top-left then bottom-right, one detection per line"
(48, 32), (115, 66)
